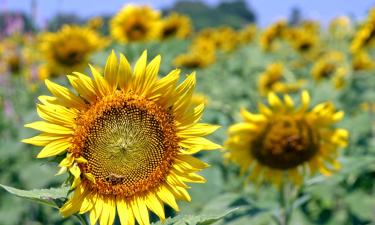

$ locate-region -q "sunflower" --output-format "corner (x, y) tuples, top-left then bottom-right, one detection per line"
(23, 51), (221, 225)
(329, 16), (352, 39)
(160, 12), (192, 40)
(287, 28), (319, 54)
(260, 20), (288, 51)
(39, 25), (107, 75)
(174, 37), (216, 68)
(258, 62), (304, 96)
(350, 8), (375, 53)
(311, 51), (344, 81)
(238, 24), (257, 44)
(110, 5), (161, 43)
(87, 17), (104, 31)
(352, 51), (374, 71)
(173, 51), (215, 69)
(213, 26), (239, 53)
(225, 91), (348, 186)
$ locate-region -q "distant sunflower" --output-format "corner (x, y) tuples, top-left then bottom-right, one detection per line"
(39, 25), (107, 75)
(260, 20), (288, 51)
(174, 37), (216, 68)
(110, 5), (161, 43)
(160, 12), (192, 40)
(87, 16), (104, 31)
(287, 28), (319, 53)
(225, 91), (348, 186)
(258, 62), (304, 96)
(350, 8), (375, 53)
(238, 24), (257, 44)
(214, 26), (239, 52)
(311, 51), (344, 81)
(352, 50), (374, 71)
(23, 51), (220, 225)
(329, 16), (352, 39)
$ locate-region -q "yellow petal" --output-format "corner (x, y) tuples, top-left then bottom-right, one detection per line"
(178, 123), (220, 137)
(176, 103), (205, 128)
(36, 104), (76, 127)
(69, 73), (97, 103)
(166, 184), (191, 202)
(166, 171), (189, 188)
(142, 55), (161, 96)
(22, 133), (68, 146)
(333, 111), (344, 122)
(117, 198), (135, 225)
(37, 138), (71, 158)
(228, 123), (257, 135)
(156, 185), (179, 211)
(175, 154), (209, 170)
(301, 90), (310, 110)
(104, 50), (119, 90)
(99, 197), (116, 225)
(268, 92), (282, 108)
(90, 195), (104, 225)
(172, 73), (196, 115)
(60, 185), (86, 217)
(284, 94), (294, 108)
(79, 192), (96, 214)
(38, 95), (58, 106)
(172, 168), (206, 183)
(240, 108), (266, 123)
(118, 53), (133, 91)
(59, 153), (74, 167)
(258, 103), (272, 116)
(90, 64), (111, 97)
(179, 137), (222, 151)
(149, 69), (180, 104)
(131, 198), (150, 225)
(45, 79), (86, 108)
(133, 50), (148, 94)
(24, 121), (74, 134)
(145, 193), (165, 221)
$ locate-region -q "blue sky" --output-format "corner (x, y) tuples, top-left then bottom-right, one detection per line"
(3, 0), (375, 27)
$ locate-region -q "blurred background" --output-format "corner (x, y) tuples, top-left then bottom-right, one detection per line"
(1, 0), (375, 32)
(0, 1), (374, 225)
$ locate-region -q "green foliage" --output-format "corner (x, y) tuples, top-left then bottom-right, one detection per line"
(0, 184), (69, 209)
(153, 208), (238, 225)
(166, 0), (256, 29)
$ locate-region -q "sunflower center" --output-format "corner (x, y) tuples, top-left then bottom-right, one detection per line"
(251, 116), (319, 170)
(298, 41), (313, 51)
(128, 22), (147, 40)
(162, 25), (178, 38)
(54, 45), (86, 67)
(320, 63), (335, 78)
(72, 93), (179, 197)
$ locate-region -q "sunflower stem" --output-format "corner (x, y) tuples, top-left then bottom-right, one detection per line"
(278, 181), (293, 225)
(74, 214), (89, 225)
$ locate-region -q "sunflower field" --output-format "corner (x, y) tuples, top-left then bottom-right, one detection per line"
(0, 2), (374, 225)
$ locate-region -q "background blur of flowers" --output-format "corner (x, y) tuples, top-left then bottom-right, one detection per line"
(0, 0), (374, 225)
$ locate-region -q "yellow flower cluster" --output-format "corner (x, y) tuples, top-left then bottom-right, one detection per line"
(258, 62), (305, 96)
(38, 25), (108, 76)
(175, 25), (257, 68)
(351, 8), (375, 53)
(110, 5), (193, 43)
(311, 51), (348, 88)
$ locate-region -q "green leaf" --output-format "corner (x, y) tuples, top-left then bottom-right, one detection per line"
(0, 184), (69, 209)
(152, 208), (238, 225)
